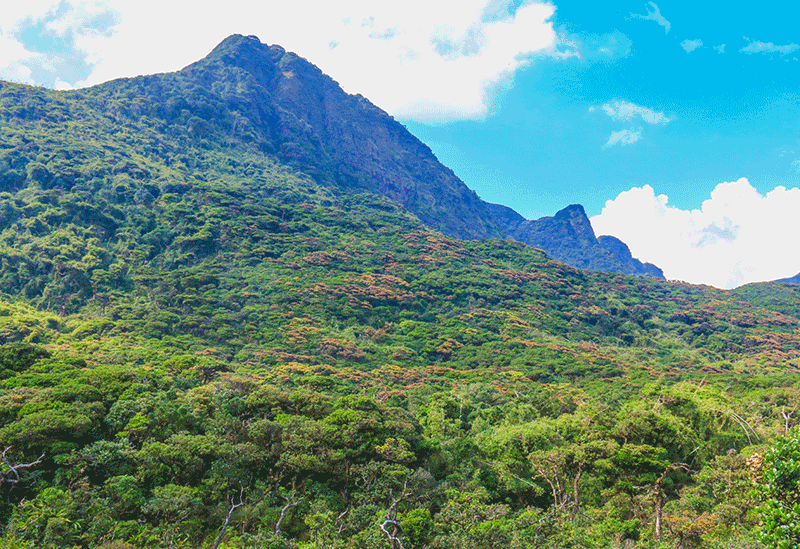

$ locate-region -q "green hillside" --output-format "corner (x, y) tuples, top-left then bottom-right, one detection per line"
(0, 37), (799, 549)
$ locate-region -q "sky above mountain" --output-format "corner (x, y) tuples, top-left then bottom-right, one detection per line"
(2, 0), (799, 288)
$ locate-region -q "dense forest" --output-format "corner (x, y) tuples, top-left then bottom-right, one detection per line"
(2, 36), (800, 549)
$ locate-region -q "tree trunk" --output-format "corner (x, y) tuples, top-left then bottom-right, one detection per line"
(571, 468), (583, 519)
(655, 493), (663, 542)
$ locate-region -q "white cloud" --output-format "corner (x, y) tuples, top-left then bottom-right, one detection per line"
(45, 0), (556, 122)
(740, 38), (800, 55)
(0, 1), (558, 119)
(630, 2), (670, 34)
(0, 0), (62, 31)
(54, 77), (74, 90)
(681, 39), (703, 53)
(544, 29), (632, 62)
(0, 30), (44, 83)
(600, 99), (669, 125)
(0, 33), (35, 67)
(0, 0), (118, 86)
(44, 0), (113, 36)
(16, 65), (35, 85)
(590, 179), (800, 288)
(604, 128), (642, 148)
(714, 44), (725, 54)
(595, 100), (668, 148)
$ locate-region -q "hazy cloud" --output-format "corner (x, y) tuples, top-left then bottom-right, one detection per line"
(544, 29), (632, 62)
(714, 44), (725, 54)
(630, 2), (670, 34)
(600, 100), (669, 125)
(740, 37), (800, 55)
(604, 128), (642, 148)
(594, 100), (667, 148)
(590, 179), (800, 288)
(681, 39), (703, 53)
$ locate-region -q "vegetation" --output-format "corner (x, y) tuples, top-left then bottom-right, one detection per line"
(0, 37), (799, 548)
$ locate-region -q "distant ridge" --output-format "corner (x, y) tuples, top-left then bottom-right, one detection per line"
(486, 203), (663, 277)
(775, 272), (800, 284)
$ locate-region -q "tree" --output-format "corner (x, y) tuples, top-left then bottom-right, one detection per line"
(756, 428), (800, 549)
(211, 487), (244, 549)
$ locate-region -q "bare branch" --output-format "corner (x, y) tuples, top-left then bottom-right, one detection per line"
(211, 486), (245, 549)
(728, 411), (759, 444)
(380, 481), (412, 549)
(380, 519), (407, 549)
(275, 495), (303, 537)
(1, 446), (44, 486)
(337, 508), (349, 534)
(782, 406), (794, 435)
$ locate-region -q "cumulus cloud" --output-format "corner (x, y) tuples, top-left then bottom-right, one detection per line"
(740, 37), (800, 55)
(15, 65), (35, 85)
(681, 39), (703, 53)
(630, 2), (670, 34)
(714, 44), (726, 54)
(604, 128), (642, 148)
(590, 179), (800, 288)
(8, 0), (553, 121)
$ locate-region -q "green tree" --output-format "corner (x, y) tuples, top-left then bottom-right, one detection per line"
(757, 428), (800, 549)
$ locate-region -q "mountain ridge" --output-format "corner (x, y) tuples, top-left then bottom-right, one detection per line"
(112, 33), (661, 277)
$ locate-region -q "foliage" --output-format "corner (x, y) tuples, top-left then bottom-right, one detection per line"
(756, 428), (800, 549)
(0, 36), (797, 549)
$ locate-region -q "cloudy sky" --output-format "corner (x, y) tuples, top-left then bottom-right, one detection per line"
(2, 0), (799, 288)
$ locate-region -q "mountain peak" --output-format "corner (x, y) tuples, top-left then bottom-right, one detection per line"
(555, 204), (588, 217)
(207, 34), (281, 58)
(177, 35), (508, 240)
(552, 204), (595, 242)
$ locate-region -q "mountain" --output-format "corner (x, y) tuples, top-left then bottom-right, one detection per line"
(775, 272), (800, 284)
(596, 235), (664, 278)
(489, 203), (664, 277)
(70, 33), (657, 276)
(110, 34), (506, 241)
(0, 34), (798, 549)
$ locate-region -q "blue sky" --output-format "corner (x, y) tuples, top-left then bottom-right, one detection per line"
(2, 0), (800, 287)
